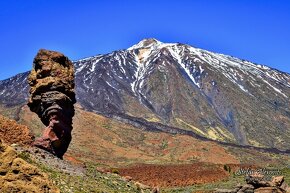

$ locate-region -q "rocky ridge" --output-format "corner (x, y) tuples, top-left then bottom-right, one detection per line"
(215, 173), (290, 193)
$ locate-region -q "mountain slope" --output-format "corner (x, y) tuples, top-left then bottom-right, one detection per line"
(0, 38), (289, 149)
(17, 105), (240, 166)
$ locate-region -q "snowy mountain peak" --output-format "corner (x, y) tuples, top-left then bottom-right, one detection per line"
(127, 38), (162, 50)
(0, 38), (290, 149)
(127, 39), (290, 98)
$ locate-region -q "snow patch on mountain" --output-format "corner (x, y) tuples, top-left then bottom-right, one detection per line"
(184, 46), (289, 97)
(127, 38), (162, 50)
(167, 45), (202, 88)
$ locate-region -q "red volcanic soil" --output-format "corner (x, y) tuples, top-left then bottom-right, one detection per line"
(117, 163), (231, 187)
(0, 114), (34, 145)
(63, 153), (83, 165)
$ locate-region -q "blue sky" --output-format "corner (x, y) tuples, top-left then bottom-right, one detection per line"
(0, 0), (290, 80)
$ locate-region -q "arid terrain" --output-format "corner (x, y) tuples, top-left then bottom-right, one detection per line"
(117, 163), (231, 187)
(0, 39), (289, 192)
(0, 103), (289, 192)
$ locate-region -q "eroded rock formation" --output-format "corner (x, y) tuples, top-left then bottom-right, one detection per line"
(215, 172), (290, 193)
(28, 49), (76, 159)
(0, 140), (60, 192)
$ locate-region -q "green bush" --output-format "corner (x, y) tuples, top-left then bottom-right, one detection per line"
(223, 164), (231, 173)
(111, 168), (119, 174)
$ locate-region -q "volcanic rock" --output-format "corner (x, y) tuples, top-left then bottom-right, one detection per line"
(0, 140), (59, 192)
(28, 49), (76, 159)
(254, 187), (284, 193)
(215, 173), (290, 193)
(245, 173), (275, 188)
(272, 176), (284, 187)
(0, 114), (34, 145)
(238, 184), (254, 192)
(280, 181), (290, 192)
